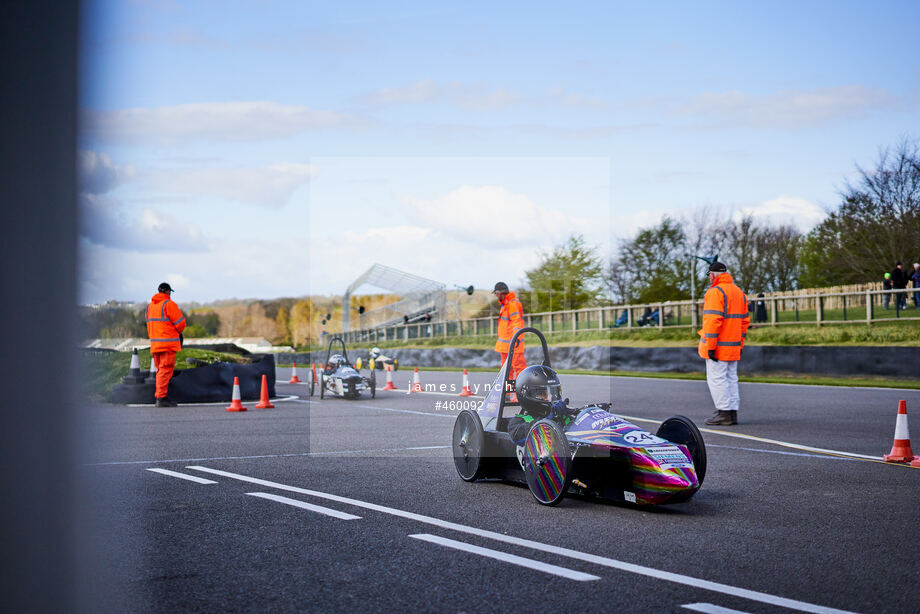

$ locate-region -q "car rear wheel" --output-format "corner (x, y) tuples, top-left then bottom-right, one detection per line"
(370, 370), (376, 398)
(319, 376), (325, 399)
(452, 409), (484, 481)
(523, 419), (571, 506)
(657, 415), (707, 487)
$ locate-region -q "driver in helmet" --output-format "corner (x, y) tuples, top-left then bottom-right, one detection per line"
(326, 354), (345, 373)
(508, 365), (566, 444)
(369, 347), (381, 358)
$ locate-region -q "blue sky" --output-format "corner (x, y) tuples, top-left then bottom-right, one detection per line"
(78, 0), (920, 303)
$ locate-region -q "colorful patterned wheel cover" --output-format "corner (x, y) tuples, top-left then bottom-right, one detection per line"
(452, 410), (484, 481)
(523, 419), (571, 505)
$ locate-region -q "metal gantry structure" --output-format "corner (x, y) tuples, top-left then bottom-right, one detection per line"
(342, 263), (447, 332)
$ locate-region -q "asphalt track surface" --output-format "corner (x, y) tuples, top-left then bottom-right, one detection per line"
(76, 368), (920, 613)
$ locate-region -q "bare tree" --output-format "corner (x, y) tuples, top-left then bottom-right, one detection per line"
(606, 255), (634, 304)
(800, 137), (920, 286)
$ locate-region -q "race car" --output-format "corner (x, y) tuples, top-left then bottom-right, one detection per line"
(355, 347), (399, 371)
(310, 336), (376, 399)
(451, 327), (706, 506)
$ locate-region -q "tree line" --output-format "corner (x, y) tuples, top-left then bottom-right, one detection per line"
(519, 138), (920, 309)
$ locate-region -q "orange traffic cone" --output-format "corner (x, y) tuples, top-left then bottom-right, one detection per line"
(289, 362), (302, 384)
(382, 364), (397, 390)
(883, 400), (919, 463)
(311, 363), (318, 385)
(226, 376), (247, 412)
(459, 369), (473, 396)
(408, 367), (422, 393)
(255, 374), (274, 408)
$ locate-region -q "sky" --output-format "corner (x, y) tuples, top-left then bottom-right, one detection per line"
(78, 0), (920, 304)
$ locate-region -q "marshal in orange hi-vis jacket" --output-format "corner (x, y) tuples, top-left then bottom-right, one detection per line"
(697, 272), (750, 361)
(146, 283), (187, 403)
(494, 285), (526, 379)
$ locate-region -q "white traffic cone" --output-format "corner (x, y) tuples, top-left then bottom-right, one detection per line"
(408, 367), (422, 394)
(459, 369), (473, 396)
(225, 376), (247, 412)
(123, 348), (145, 383)
(884, 400), (919, 464)
(382, 364), (397, 390)
(289, 362), (302, 384)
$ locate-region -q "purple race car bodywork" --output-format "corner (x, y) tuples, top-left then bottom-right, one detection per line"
(451, 328), (706, 506)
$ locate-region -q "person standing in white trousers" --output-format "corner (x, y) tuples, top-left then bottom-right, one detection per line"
(706, 359), (740, 414)
(697, 261), (749, 426)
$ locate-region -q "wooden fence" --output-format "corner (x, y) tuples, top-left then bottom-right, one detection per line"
(337, 284), (920, 344)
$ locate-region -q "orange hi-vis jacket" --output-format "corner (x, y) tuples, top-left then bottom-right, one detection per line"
(697, 273), (749, 361)
(146, 292), (187, 353)
(495, 291), (526, 353)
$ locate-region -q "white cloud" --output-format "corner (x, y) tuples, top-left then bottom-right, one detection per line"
(308, 225), (544, 295)
(402, 185), (587, 248)
(357, 80), (609, 111)
(142, 163), (315, 207)
(675, 85), (897, 128)
(84, 101), (356, 144)
(736, 195), (828, 230)
(80, 194), (208, 252)
(78, 149), (133, 194)
(358, 80), (520, 110)
(79, 236), (311, 304)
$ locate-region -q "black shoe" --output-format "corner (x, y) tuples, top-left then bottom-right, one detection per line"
(155, 397), (178, 407)
(705, 410), (737, 426)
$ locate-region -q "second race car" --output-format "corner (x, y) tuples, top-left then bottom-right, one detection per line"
(355, 347), (399, 371)
(311, 336), (376, 400)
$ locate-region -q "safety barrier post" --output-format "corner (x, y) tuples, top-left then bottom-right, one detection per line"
(770, 298), (777, 326)
(816, 296), (823, 327)
(598, 308), (604, 330)
(658, 303), (664, 329)
(626, 308), (632, 328)
(572, 311), (577, 333)
(866, 289), (872, 325)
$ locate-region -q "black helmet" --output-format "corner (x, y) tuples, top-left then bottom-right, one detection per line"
(515, 365), (562, 416)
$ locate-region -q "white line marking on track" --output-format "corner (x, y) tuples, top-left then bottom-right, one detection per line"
(410, 533), (598, 581)
(146, 468), (217, 484)
(683, 603), (751, 614)
(337, 402), (886, 465)
(377, 369), (920, 392)
(707, 444), (863, 461)
(185, 466), (860, 614)
(128, 395), (300, 408)
(246, 492), (361, 520)
(84, 445), (449, 467)
(618, 414), (884, 462)
(352, 404), (456, 418)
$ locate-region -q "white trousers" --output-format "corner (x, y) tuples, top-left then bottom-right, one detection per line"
(706, 359), (740, 411)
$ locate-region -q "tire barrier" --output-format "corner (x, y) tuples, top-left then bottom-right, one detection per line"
(112, 354), (276, 405)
